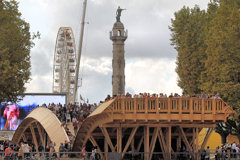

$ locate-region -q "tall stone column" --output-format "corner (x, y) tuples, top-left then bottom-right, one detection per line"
(110, 22), (127, 96)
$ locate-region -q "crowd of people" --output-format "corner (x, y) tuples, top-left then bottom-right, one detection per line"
(104, 92), (221, 100)
(213, 142), (240, 159)
(38, 102), (98, 147)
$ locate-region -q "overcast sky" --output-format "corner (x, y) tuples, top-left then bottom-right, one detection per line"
(18, 0), (210, 103)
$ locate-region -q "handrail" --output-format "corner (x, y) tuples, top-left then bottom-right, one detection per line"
(111, 97), (234, 115)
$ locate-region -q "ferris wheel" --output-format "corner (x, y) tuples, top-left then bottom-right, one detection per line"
(52, 27), (77, 103)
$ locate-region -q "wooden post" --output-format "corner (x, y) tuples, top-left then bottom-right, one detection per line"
(166, 126), (171, 159)
(149, 127), (158, 160)
(156, 98), (159, 121)
(193, 128), (196, 156)
(104, 138), (108, 160)
(117, 127), (122, 153)
(168, 98), (171, 122)
(190, 98), (193, 122)
(36, 123), (44, 146)
(30, 125), (39, 152)
(201, 98), (205, 122)
(196, 127), (199, 160)
(134, 98), (137, 121)
(177, 135), (181, 152)
(144, 126), (149, 160)
(179, 98), (182, 122)
(122, 98), (125, 121)
(213, 99), (216, 122)
(145, 98), (148, 122)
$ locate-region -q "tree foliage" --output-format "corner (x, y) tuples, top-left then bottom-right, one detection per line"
(169, 6), (206, 95)
(170, 0), (240, 142)
(202, 0), (240, 109)
(0, 0), (37, 102)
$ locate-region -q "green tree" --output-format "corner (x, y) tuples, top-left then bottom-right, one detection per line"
(202, 0), (240, 110)
(169, 6), (207, 95)
(0, 0), (38, 103)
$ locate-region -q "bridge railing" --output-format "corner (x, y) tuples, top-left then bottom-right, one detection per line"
(112, 97), (228, 114)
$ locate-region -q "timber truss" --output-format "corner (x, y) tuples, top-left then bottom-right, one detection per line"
(12, 107), (69, 152)
(72, 97), (235, 160)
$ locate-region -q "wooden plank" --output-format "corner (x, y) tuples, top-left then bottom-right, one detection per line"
(122, 127), (138, 158)
(100, 127), (115, 152)
(30, 125), (39, 152)
(149, 127), (158, 160)
(89, 136), (104, 160)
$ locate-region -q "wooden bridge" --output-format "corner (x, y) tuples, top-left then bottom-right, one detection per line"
(72, 97), (235, 160)
(12, 97), (235, 160)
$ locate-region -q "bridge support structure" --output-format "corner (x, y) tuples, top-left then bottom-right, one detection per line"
(73, 97), (234, 160)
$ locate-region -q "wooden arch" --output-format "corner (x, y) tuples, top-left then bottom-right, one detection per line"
(12, 107), (69, 152)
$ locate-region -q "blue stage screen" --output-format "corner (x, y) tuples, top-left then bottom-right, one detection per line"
(1, 94), (66, 131)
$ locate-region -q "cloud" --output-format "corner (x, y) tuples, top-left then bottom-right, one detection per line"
(19, 0), (210, 103)
(126, 58), (182, 95)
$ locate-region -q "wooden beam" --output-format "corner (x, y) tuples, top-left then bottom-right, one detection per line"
(117, 127), (122, 152)
(89, 136), (104, 160)
(29, 125), (39, 152)
(104, 138), (108, 160)
(100, 127), (115, 152)
(131, 138), (135, 152)
(179, 127), (194, 159)
(102, 123), (216, 128)
(177, 135), (181, 152)
(196, 127), (199, 160)
(137, 136), (143, 152)
(149, 127), (158, 160)
(144, 126), (149, 160)
(201, 128), (213, 151)
(158, 128), (167, 152)
(22, 134), (27, 142)
(166, 126), (171, 159)
(122, 127), (138, 158)
(158, 128), (167, 160)
(36, 122), (44, 146)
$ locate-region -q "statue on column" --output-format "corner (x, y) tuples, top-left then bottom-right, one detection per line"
(116, 6), (126, 22)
